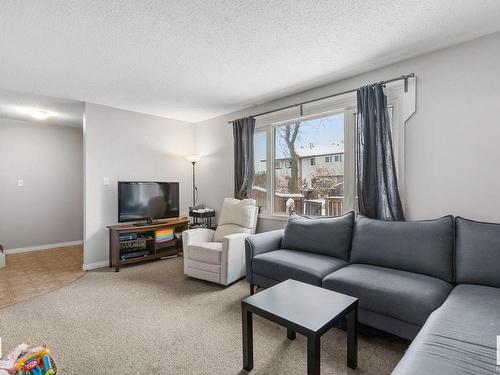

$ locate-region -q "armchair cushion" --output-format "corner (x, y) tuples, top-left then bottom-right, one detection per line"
(217, 198), (257, 227)
(213, 198), (258, 241)
(188, 242), (223, 264)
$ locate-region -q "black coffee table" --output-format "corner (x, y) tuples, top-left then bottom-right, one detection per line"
(241, 279), (358, 375)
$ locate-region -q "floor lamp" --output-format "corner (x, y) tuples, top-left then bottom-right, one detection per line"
(186, 154), (201, 209)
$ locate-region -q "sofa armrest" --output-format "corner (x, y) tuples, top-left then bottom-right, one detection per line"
(220, 233), (250, 285)
(245, 229), (284, 283)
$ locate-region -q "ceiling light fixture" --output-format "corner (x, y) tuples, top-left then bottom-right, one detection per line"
(30, 110), (50, 120)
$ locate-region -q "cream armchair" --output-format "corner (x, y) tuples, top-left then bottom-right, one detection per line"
(183, 198), (258, 285)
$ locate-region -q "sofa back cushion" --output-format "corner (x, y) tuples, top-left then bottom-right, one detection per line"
(281, 211), (355, 260)
(350, 215), (454, 282)
(455, 217), (500, 288)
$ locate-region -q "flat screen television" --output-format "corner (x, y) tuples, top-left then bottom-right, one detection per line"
(118, 181), (179, 223)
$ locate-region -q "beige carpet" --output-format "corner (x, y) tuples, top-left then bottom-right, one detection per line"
(0, 258), (407, 374)
(0, 245), (84, 308)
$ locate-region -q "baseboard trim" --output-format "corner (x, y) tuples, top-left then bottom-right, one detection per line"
(83, 260), (109, 271)
(5, 240), (83, 255)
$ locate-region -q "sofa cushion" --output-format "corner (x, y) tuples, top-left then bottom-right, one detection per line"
(322, 264), (453, 326)
(252, 249), (348, 286)
(281, 211), (355, 260)
(350, 215), (454, 282)
(392, 284), (500, 375)
(455, 217), (500, 288)
(188, 242), (222, 264)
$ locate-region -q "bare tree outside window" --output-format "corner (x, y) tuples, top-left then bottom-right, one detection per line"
(274, 113), (345, 215)
(276, 122), (301, 193)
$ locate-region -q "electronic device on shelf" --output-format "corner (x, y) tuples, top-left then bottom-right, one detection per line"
(121, 250), (149, 260)
(118, 181), (179, 224)
(119, 233), (138, 241)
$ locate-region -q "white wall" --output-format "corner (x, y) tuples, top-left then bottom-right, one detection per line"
(0, 119), (83, 250)
(195, 31), (500, 232)
(84, 103), (195, 269)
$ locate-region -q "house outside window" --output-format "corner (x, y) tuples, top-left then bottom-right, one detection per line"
(310, 157), (316, 166)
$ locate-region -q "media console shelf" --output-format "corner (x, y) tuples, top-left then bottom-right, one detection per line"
(108, 217), (189, 272)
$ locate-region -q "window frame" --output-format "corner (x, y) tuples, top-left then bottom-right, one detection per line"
(253, 85), (406, 221)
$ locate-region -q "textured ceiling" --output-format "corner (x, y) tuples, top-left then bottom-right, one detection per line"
(0, 89), (83, 128)
(1, 1), (500, 122)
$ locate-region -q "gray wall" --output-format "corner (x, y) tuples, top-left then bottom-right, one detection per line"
(84, 103), (196, 269)
(195, 31), (500, 232)
(0, 119), (83, 249)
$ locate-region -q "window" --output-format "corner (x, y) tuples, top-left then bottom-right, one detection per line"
(254, 88), (404, 218)
(272, 112), (345, 216)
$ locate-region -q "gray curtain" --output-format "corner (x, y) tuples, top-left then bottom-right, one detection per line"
(233, 116), (255, 200)
(356, 84), (404, 221)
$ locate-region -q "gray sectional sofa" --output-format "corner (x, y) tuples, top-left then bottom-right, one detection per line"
(245, 212), (500, 374)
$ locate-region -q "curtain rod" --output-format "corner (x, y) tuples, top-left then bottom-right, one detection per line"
(227, 73), (415, 124)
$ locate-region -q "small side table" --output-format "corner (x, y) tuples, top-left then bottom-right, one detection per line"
(189, 209), (216, 230)
(241, 279), (358, 374)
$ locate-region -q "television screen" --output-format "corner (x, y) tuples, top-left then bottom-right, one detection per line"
(118, 182), (179, 222)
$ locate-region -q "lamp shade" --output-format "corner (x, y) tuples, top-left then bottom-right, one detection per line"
(186, 154), (201, 163)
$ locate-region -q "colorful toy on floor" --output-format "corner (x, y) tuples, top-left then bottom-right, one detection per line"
(15, 345), (55, 375)
(0, 343), (56, 375)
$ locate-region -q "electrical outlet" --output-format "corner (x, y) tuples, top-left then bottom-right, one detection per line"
(17, 179), (24, 187)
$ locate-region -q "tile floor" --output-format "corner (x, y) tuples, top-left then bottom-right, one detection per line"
(0, 245), (84, 308)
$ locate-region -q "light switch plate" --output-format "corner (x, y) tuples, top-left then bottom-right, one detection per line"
(103, 177), (109, 186)
(17, 179), (24, 187)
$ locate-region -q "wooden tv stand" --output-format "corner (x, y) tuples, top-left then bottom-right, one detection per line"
(108, 217), (189, 272)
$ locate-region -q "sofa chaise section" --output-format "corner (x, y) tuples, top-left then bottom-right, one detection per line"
(392, 284), (500, 374)
(322, 215), (455, 340)
(393, 216), (500, 374)
(322, 264), (453, 340)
